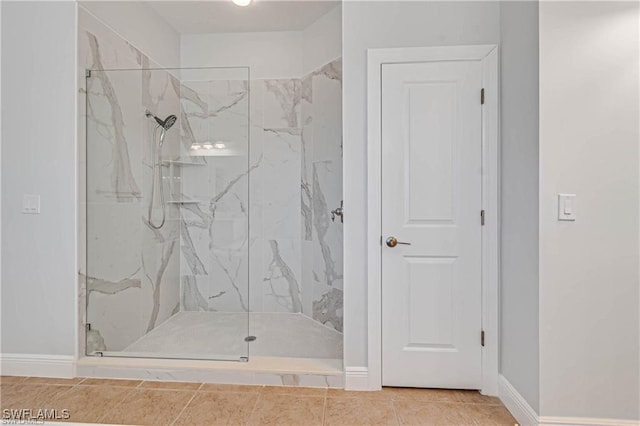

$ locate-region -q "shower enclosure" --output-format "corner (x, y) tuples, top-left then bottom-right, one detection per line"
(83, 64), (344, 364)
(85, 66), (252, 361)
(80, 2), (343, 369)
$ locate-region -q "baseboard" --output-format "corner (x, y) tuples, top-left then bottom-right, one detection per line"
(0, 353), (76, 378)
(498, 375), (639, 426)
(538, 417), (640, 426)
(498, 375), (539, 426)
(344, 366), (369, 390)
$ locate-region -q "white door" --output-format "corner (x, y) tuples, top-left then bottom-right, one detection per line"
(381, 60), (483, 389)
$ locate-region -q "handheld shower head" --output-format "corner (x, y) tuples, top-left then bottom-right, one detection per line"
(146, 111), (177, 131)
(162, 115), (177, 130)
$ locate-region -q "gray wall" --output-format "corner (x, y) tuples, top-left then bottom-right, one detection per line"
(1, 1), (78, 355)
(539, 2), (639, 419)
(499, 1), (540, 412)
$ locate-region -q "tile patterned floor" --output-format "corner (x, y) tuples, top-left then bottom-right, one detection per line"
(0, 376), (517, 425)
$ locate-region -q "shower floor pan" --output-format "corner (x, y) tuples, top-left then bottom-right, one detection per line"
(77, 312), (343, 387)
(121, 312), (343, 360)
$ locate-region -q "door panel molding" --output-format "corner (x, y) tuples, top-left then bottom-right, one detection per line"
(366, 45), (499, 395)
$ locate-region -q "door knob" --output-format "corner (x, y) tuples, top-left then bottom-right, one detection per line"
(386, 236), (411, 248)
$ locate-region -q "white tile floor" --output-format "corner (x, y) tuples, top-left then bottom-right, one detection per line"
(122, 312), (343, 361)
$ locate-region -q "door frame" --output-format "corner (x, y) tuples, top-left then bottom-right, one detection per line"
(366, 45), (499, 395)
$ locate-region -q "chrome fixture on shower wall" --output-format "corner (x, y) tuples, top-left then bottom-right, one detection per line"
(146, 110), (177, 229)
(331, 200), (344, 223)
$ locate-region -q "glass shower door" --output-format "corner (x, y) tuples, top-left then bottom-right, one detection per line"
(84, 66), (250, 361)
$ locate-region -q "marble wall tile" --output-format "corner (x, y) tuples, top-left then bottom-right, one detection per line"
(79, 10), (144, 71)
(179, 76), (251, 314)
(81, 21), (146, 204)
(209, 80), (249, 154)
(208, 246), (250, 312)
(262, 239), (302, 313)
(180, 204), (210, 277)
(301, 240), (314, 317)
(300, 75), (314, 242)
(248, 80), (265, 313)
(82, 8), (344, 356)
(140, 233), (180, 333)
(81, 11), (182, 353)
(85, 67), (143, 204)
(180, 80), (210, 157)
(86, 203), (141, 282)
(310, 161), (343, 332)
(181, 275), (209, 311)
(87, 288), (146, 353)
(193, 62), (343, 325)
(307, 58), (344, 332)
(262, 128), (302, 241)
(263, 79), (301, 129)
(311, 161), (343, 291)
(208, 155), (251, 314)
(311, 59), (343, 163)
(143, 63), (183, 162)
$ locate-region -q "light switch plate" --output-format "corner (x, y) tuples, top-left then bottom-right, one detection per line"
(558, 193), (576, 221)
(22, 194), (41, 214)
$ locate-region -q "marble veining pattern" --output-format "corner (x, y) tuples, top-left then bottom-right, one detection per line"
(178, 59), (343, 333)
(85, 271), (141, 295)
(179, 75), (251, 314)
(301, 58), (344, 332)
(312, 162), (343, 289)
(85, 33), (141, 202)
(81, 7), (343, 360)
(81, 9), (181, 353)
(180, 275), (209, 311)
(263, 79), (301, 128)
(264, 240), (302, 313)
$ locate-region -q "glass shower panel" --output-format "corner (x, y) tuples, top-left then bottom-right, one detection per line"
(85, 67), (250, 361)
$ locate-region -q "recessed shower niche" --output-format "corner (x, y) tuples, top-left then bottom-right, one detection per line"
(80, 2), (343, 370)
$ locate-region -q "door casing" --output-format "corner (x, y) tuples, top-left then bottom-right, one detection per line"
(365, 45), (499, 395)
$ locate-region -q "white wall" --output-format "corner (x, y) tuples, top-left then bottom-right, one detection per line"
(181, 31), (303, 79)
(499, 1), (539, 412)
(181, 5), (341, 80)
(539, 2), (639, 420)
(78, 1), (180, 68)
(342, 0), (500, 373)
(302, 5), (342, 76)
(1, 1), (78, 356)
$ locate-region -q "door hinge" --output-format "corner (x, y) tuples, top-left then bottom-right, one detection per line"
(481, 330), (485, 347)
(86, 69), (92, 78)
(480, 88), (485, 105)
(480, 210), (485, 226)
(86, 323), (91, 331)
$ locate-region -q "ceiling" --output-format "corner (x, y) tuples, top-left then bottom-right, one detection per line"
(146, 0), (340, 34)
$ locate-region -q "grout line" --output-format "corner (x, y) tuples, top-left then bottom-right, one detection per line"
(389, 399), (401, 426)
(321, 391), (328, 425)
(246, 391), (263, 424)
(169, 390), (199, 426)
(95, 385), (137, 424)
